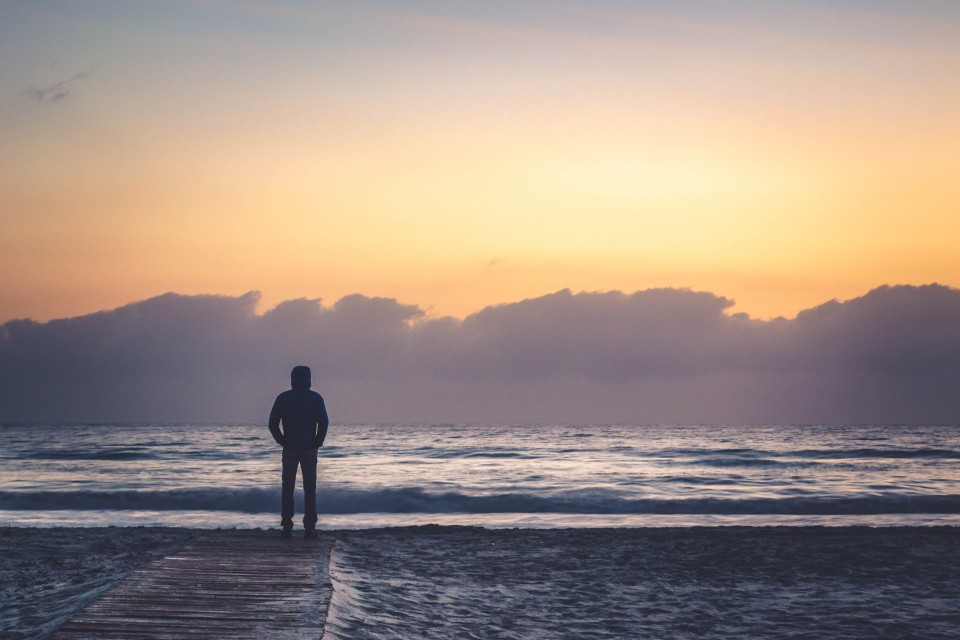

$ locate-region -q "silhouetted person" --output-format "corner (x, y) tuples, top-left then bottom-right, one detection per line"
(269, 365), (329, 539)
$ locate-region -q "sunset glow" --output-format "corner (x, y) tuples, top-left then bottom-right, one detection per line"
(2, 1), (958, 321)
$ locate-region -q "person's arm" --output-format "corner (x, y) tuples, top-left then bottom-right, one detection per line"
(313, 396), (329, 448)
(268, 396), (286, 446)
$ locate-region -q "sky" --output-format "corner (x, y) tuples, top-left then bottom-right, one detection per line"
(1, 1), (959, 423)
(2, 0), (959, 323)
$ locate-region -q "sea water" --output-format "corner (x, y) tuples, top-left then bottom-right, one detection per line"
(1, 423), (958, 528)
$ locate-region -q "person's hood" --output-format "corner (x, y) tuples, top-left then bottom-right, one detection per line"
(291, 365), (312, 390)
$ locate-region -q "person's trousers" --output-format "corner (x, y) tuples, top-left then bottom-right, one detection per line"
(281, 447), (318, 530)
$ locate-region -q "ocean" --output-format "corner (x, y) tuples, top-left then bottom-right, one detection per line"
(1, 423), (959, 529)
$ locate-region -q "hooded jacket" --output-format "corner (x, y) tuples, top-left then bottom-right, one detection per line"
(268, 366), (329, 450)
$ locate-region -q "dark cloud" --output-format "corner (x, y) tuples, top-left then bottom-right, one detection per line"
(24, 70), (94, 104)
(1, 285), (959, 424)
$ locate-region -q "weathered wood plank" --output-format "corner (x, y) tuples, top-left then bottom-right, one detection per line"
(51, 531), (332, 640)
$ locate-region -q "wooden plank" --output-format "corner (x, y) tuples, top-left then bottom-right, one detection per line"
(52, 531), (333, 640)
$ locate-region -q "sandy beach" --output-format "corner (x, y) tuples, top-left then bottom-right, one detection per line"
(0, 527), (198, 639)
(2, 526), (959, 639)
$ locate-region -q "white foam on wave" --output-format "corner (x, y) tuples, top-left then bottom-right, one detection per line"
(2, 509), (960, 529)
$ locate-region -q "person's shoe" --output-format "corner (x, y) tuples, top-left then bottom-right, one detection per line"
(304, 529), (319, 540)
(281, 528), (293, 539)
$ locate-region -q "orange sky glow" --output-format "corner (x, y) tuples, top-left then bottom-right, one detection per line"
(2, 1), (958, 322)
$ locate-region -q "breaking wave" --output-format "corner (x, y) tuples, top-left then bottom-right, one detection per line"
(2, 488), (959, 515)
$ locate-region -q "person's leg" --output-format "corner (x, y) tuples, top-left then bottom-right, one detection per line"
(301, 448), (318, 532)
(281, 449), (298, 532)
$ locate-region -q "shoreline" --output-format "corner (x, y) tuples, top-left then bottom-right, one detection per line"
(5, 509), (960, 530)
(5, 526), (960, 639)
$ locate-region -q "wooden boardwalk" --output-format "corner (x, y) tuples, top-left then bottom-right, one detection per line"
(52, 531), (333, 639)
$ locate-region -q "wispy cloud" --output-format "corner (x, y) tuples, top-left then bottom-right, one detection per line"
(25, 69), (95, 104)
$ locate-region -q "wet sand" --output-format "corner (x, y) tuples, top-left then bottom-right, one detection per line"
(2, 526), (959, 639)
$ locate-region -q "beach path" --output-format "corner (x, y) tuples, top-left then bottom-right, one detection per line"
(51, 531), (332, 639)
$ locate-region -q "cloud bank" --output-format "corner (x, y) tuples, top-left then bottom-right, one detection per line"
(2, 285), (959, 424)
